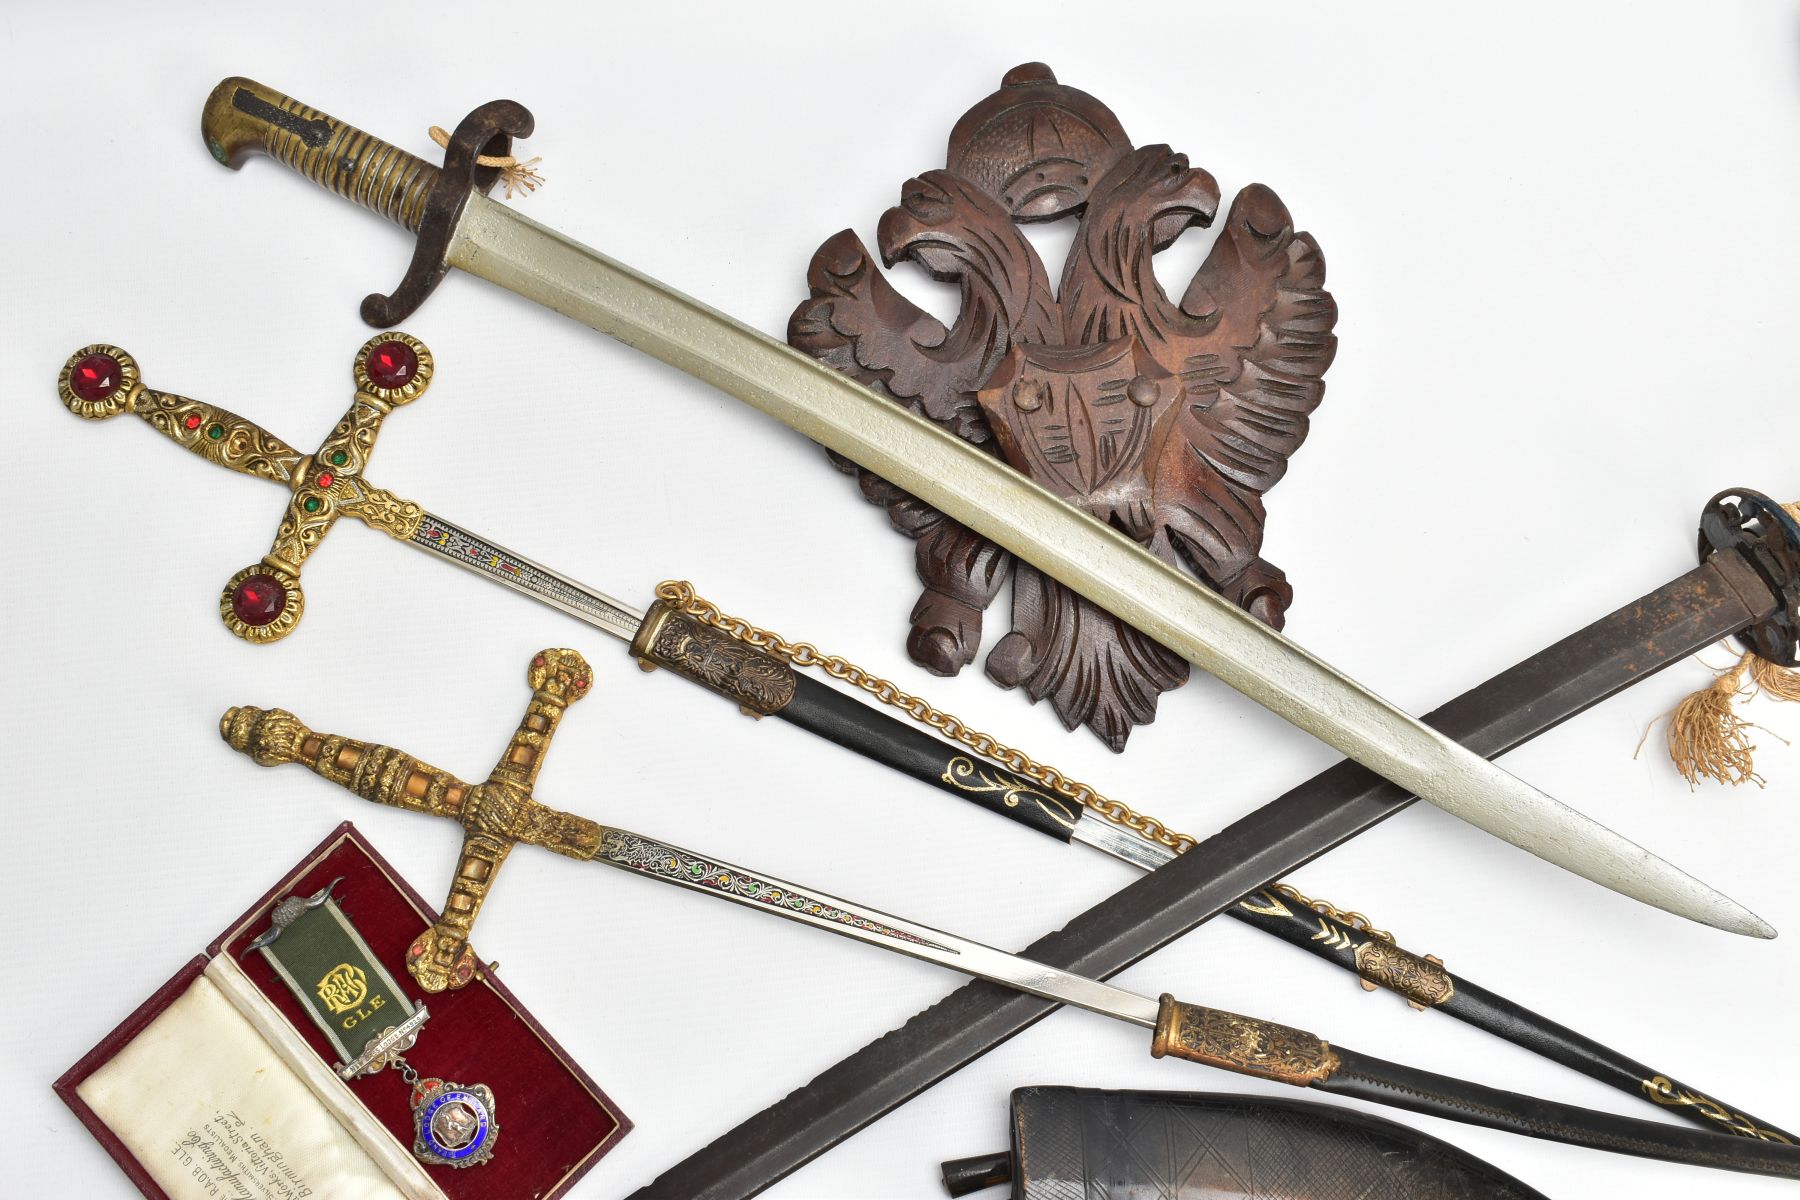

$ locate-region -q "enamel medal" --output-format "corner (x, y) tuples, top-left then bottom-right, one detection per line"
(409, 1076), (500, 1168)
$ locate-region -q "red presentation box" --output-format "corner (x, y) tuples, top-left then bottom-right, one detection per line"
(56, 822), (631, 1199)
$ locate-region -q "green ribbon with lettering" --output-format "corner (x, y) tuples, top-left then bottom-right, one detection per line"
(254, 882), (420, 1071)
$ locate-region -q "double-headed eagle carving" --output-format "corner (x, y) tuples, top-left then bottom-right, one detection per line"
(790, 64), (1337, 750)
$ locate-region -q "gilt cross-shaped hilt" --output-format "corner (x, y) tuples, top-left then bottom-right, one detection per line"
(59, 334), (433, 642)
(221, 648), (600, 991)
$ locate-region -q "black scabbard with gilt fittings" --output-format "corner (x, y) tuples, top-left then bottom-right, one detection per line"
(631, 598), (1081, 841)
(630, 490), (1800, 1200)
(1145, 999), (1800, 1178)
(1230, 887), (1794, 1142)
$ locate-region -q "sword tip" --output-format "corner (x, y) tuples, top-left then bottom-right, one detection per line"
(1690, 895), (1776, 940)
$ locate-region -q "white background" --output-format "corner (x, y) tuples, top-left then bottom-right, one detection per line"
(3, 2), (1798, 1197)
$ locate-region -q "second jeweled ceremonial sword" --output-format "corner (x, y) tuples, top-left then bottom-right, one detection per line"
(193, 77), (1771, 935)
(215, 648), (1800, 1180)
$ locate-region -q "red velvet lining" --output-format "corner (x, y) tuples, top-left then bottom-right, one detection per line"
(59, 822), (629, 1199)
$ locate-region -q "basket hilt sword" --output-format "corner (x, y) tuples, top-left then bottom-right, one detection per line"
(195, 76), (1774, 938)
(216, 648), (1800, 1179)
(61, 342), (1797, 1137)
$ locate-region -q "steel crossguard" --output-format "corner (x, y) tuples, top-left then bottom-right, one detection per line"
(222, 648), (601, 991)
(59, 334), (434, 642)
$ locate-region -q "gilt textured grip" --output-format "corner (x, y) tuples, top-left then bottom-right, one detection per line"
(1150, 994), (1340, 1086)
(220, 705), (472, 819)
(202, 77), (439, 233)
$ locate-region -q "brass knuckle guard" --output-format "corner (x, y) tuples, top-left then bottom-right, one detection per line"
(61, 335), (433, 645)
(1151, 995), (1339, 1087)
(220, 649), (604, 993)
(202, 77), (534, 326)
(632, 600), (798, 715)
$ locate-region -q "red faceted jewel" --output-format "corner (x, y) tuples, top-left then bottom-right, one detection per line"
(184, 414), (203, 430)
(70, 354), (122, 403)
(366, 340), (418, 389)
(231, 574), (287, 627)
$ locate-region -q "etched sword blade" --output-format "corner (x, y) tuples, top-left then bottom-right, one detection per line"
(592, 825), (1162, 1028)
(409, 510), (644, 643)
(442, 195), (1772, 939)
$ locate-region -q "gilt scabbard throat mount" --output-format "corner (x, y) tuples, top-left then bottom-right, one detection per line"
(252, 881), (499, 1168)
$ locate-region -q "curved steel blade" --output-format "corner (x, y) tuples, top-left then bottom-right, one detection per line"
(444, 194), (1771, 939)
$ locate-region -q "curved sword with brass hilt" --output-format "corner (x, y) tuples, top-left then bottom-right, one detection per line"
(216, 646), (1800, 1180)
(192, 75), (1777, 940)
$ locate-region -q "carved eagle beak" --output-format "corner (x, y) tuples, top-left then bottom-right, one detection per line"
(877, 177), (969, 279)
(1149, 164), (1221, 253)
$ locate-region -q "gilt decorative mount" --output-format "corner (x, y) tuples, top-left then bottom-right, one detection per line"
(790, 63), (1337, 749)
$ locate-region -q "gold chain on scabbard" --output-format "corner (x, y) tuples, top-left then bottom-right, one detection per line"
(1270, 882), (1395, 945)
(654, 580), (1197, 854)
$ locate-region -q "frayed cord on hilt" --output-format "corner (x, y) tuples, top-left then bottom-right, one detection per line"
(1638, 643), (1797, 788)
(429, 126), (543, 199)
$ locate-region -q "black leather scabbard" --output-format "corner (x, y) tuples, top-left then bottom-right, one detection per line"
(630, 507), (1797, 1200)
(1319, 1048), (1800, 1179)
(1229, 886), (1797, 1143)
(776, 675), (1078, 842)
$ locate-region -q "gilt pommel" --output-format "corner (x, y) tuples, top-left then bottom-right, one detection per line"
(220, 706), (310, 767)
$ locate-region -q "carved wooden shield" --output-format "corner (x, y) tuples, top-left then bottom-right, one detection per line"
(790, 63), (1337, 750)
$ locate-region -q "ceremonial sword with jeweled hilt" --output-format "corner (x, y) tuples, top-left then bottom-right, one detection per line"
(58, 336), (1165, 866)
(196, 77), (1774, 937)
(215, 647), (1800, 1180)
(58, 343), (1795, 1140)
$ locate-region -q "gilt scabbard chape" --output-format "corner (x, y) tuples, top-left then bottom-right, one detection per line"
(631, 600), (797, 715)
(1643, 1076), (1794, 1143)
(1150, 995), (1339, 1086)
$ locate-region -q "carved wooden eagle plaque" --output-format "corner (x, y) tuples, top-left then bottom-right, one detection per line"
(790, 63), (1337, 750)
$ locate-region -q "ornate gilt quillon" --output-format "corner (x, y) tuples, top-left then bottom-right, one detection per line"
(60, 334), (433, 642)
(221, 648), (602, 991)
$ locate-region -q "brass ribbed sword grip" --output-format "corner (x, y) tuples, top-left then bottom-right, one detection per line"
(203, 77), (532, 324)
(219, 706), (471, 820)
(202, 78), (438, 232)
